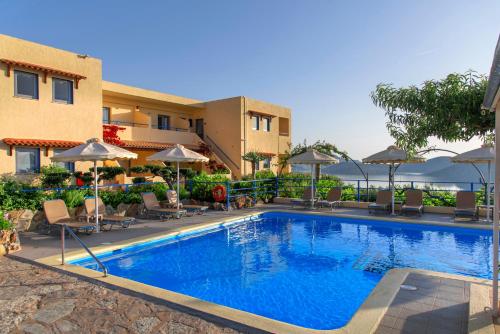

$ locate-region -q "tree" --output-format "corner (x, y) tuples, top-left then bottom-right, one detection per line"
(130, 165), (175, 189)
(288, 140), (348, 179)
(371, 71), (492, 153)
(242, 151), (267, 179)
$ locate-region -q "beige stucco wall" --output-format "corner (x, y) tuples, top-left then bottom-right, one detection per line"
(243, 97), (291, 176)
(202, 98), (245, 178)
(0, 34), (102, 177)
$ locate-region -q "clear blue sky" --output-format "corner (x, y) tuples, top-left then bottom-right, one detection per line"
(1, 0), (499, 159)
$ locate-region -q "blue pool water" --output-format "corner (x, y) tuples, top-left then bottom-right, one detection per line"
(72, 212), (494, 330)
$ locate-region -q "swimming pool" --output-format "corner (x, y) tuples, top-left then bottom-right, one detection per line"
(71, 212), (493, 330)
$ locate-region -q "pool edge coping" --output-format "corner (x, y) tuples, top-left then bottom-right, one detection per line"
(36, 210), (496, 334)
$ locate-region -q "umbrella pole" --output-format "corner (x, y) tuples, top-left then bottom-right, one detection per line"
(390, 164), (395, 215)
(311, 164), (314, 209)
(94, 161), (99, 233)
(177, 162), (180, 211)
(487, 161), (491, 222)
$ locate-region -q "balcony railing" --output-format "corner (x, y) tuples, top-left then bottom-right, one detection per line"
(105, 121), (189, 132)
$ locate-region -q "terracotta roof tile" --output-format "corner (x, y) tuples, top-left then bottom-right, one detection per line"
(2, 138), (83, 148)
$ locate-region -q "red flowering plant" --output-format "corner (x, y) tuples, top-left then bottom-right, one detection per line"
(103, 124), (125, 145)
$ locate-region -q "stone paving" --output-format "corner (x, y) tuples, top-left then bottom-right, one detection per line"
(374, 273), (470, 334)
(0, 256), (243, 334)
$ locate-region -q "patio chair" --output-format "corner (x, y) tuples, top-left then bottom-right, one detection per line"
(291, 187), (318, 208)
(401, 189), (424, 216)
(43, 199), (95, 235)
(141, 192), (187, 219)
(84, 197), (135, 230)
(164, 190), (208, 215)
(368, 190), (392, 214)
(454, 191), (478, 221)
(318, 188), (342, 210)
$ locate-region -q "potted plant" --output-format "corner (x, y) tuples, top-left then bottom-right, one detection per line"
(0, 210), (20, 255)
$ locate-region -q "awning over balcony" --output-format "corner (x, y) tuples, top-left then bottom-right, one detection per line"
(119, 140), (200, 151)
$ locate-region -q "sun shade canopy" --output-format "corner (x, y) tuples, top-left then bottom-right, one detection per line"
(362, 145), (425, 164)
(50, 138), (137, 162)
(288, 148), (339, 165)
(451, 144), (495, 163)
(146, 144), (209, 163)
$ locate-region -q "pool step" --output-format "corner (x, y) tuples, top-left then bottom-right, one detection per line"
(352, 251), (393, 274)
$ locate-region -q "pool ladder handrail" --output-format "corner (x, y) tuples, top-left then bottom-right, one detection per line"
(60, 224), (108, 277)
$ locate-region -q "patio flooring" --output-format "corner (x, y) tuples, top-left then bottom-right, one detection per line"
(3, 204), (495, 333)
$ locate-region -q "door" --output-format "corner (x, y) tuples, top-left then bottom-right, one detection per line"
(195, 119), (204, 139)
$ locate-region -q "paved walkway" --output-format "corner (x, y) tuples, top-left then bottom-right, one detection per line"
(0, 256), (243, 334)
(375, 273), (470, 334)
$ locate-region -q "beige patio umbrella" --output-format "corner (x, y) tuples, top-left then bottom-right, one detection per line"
(51, 138), (137, 233)
(147, 144), (209, 210)
(452, 144), (495, 221)
(288, 148), (339, 208)
(362, 145), (425, 215)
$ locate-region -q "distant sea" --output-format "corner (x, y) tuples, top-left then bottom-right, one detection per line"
(292, 156), (493, 192)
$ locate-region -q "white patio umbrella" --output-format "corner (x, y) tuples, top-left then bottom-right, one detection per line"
(147, 144), (209, 210)
(451, 144), (495, 222)
(51, 138), (137, 233)
(362, 145), (425, 215)
(288, 148), (339, 208)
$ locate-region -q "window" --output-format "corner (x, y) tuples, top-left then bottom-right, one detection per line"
(263, 117), (271, 132)
(53, 149), (75, 172)
(16, 147), (40, 174)
(255, 160), (260, 171)
(279, 117), (290, 136)
(263, 157), (271, 169)
(14, 70), (38, 99)
(158, 115), (170, 130)
(251, 115), (260, 130)
(102, 107), (111, 124)
(53, 78), (73, 104)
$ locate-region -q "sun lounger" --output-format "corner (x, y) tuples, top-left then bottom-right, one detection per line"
(401, 189), (424, 216)
(318, 188), (342, 210)
(291, 187), (318, 207)
(84, 197), (135, 230)
(164, 190), (208, 215)
(43, 199), (95, 235)
(368, 190), (392, 214)
(454, 191), (478, 220)
(141, 192), (186, 219)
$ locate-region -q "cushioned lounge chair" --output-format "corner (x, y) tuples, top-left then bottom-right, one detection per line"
(291, 187), (318, 208)
(401, 189), (424, 216)
(84, 197), (135, 230)
(368, 190), (392, 214)
(454, 191), (478, 221)
(165, 190), (208, 215)
(141, 192), (186, 219)
(43, 199), (95, 235)
(318, 188), (342, 210)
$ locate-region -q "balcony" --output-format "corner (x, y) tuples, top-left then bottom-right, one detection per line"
(108, 123), (200, 147)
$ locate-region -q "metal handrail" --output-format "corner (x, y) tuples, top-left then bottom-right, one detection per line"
(61, 224), (108, 277)
(205, 135), (240, 170)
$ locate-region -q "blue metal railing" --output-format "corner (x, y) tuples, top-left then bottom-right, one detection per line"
(18, 177), (494, 208)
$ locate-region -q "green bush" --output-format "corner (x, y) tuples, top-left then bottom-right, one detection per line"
(0, 178), (54, 211)
(40, 165), (71, 188)
(0, 210), (13, 230)
(99, 190), (126, 208)
(189, 172), (230, 201)
(132, 177), (146, 184)
(61, 189), (91, 208)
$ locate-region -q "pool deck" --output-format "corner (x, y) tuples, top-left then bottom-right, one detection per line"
(3, 204), (498, 333)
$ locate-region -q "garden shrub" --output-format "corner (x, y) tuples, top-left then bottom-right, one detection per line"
(60, 189), (91, 208)
(40, 165), (71, 188)
(189, 172), (229, 201)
